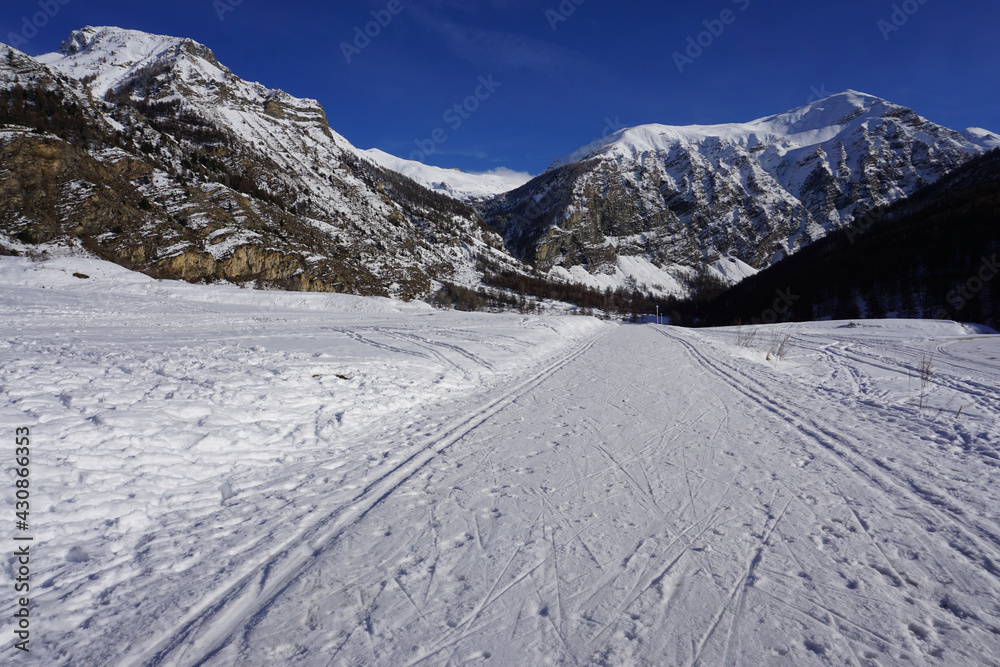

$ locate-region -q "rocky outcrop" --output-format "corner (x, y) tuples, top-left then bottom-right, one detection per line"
(156, 250), (217, 281)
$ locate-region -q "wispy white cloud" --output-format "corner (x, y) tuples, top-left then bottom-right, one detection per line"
(472, 166), (534, 180)
(410, 9), (597, 78)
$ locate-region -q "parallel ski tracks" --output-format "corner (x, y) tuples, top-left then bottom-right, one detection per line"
(122, 328), (610, 667)
(655, 327), (1000, 588)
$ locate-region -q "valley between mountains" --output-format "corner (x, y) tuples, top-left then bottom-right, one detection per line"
(4, 23), (1000, 667)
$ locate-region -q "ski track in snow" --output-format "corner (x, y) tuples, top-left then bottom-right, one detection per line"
(2, 258), (1000, 665)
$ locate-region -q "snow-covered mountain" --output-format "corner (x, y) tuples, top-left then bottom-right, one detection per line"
(483, 90), (1000, 284)
(1, 26), (523, 299)
(363, 148), (532, 203)
(4, 26), (999, 305)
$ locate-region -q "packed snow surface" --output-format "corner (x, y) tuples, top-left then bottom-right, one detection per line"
(3, 257), (1000, 665)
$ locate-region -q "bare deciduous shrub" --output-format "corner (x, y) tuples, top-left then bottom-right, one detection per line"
(918, 354), (933, 411)
(735, 325), (759, 348)
(766, 332), (793, 363)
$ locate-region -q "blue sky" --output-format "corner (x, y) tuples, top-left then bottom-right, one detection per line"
(2, 0), (998, 175)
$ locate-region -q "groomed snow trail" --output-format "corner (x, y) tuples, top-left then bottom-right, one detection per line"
(122, 330), (611, 667)
(171, 326), (1000, 666)
(3, 259), (1000, 665)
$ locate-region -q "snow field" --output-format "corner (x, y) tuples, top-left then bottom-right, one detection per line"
(205, 322), (1000, 666)
(0, 257), (606, 664)
(2, 257), (1000, 665)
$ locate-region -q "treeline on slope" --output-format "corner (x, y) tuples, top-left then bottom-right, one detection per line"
(696, 149), (1000, 329)
(0, 75), (287, 213)
(80, 60), (487, 233)
(0, 83), (118, 148)
(104, 60), (231, 147)
(430, 251), (729, 319)
(346, 152), (489, 233)
(0, 77), (908, 325)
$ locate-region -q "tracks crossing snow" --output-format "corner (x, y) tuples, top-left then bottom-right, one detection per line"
(120, 329), (610, 667)
(7, 262), (1000, 666)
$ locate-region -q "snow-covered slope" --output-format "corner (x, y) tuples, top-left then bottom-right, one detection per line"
(485, 90), (1000, 292)
(4, 256), (1000, 664)
(961, 127), (1000, 150)
(36, 26), (532, 205)
(363, 148), (532, 202)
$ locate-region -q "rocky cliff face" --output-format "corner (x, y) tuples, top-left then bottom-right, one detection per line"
(1, 27), (516, 299)
(481, 91), (1000, 283)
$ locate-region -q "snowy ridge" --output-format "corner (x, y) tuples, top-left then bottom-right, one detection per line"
(4, 26), (521, 300)
(363, 148), (532, 202)
(962, 127), (1000, 149)
(37, 26), (358, 157)
(551, 91), (999, 169)
(37, 27), (530, 205)
(39, 26), (205, 99)
(5, 25), (1000, 304)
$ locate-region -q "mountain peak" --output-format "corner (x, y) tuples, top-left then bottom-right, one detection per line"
(37, 26), (236, 102)
(60, 26), (117, 55)
(754, 89), (893, 135)
(551, 90), (906, 170)
(59, 26), (186, 57)
(45, 26), (223, 78)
